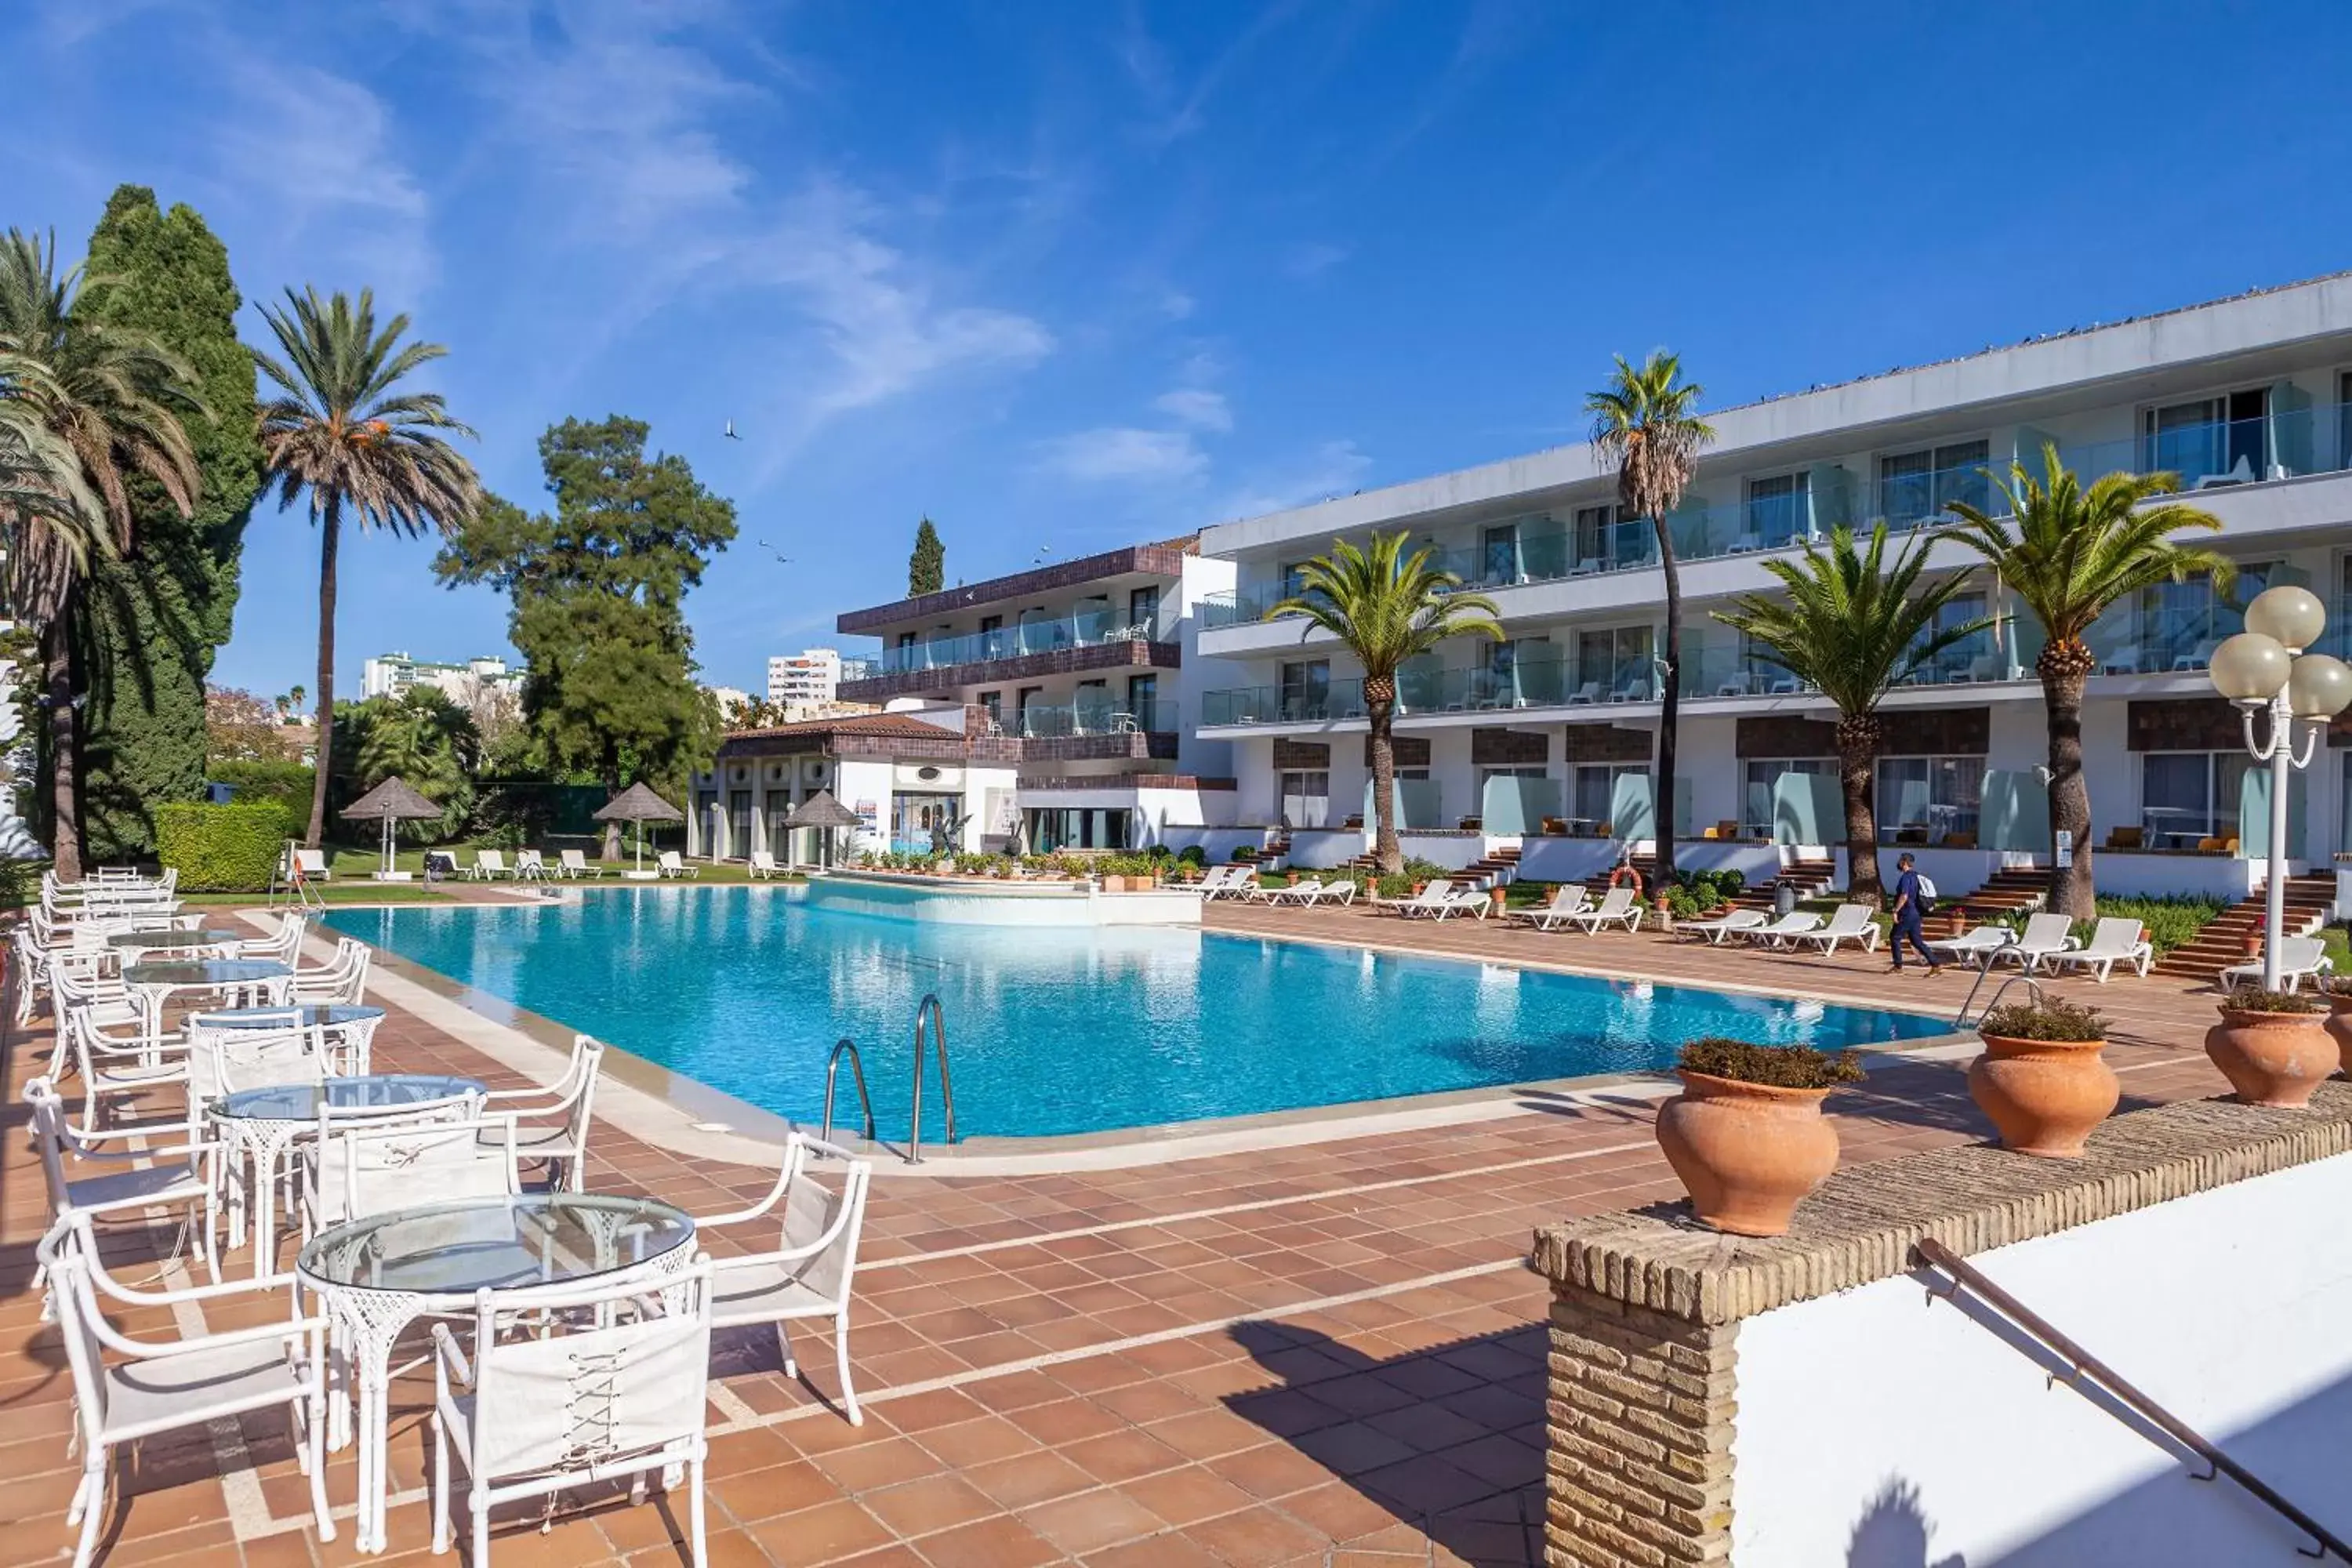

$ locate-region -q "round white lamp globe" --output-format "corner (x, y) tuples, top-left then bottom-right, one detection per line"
(2243, 585), (2328, 652)
(2288, 653), (2352, 720)
(2209, 632), (2292, 702)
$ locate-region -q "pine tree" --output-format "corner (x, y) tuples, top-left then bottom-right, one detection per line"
(74, 186), (259, 858)
(908, 516), (944, 595)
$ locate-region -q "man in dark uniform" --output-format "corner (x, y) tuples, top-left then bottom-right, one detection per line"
(1889, 851), (1941, 973)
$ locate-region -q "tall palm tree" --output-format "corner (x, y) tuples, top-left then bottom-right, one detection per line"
(0, 232), (202, 880)
(1941, 446), (2226, 915)
(1588, 351), (1714, 887)
(1267, 531), (1501, 874)
(355, 688), (480, 839)
(254, 287), (479, 848)
(1711, 524), (1990, 906)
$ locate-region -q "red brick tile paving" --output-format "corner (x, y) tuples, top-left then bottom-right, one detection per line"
(0, 898), (2240, 1565)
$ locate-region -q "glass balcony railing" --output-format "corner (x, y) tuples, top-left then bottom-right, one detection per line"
(1202, 405), (2352, 636)
(862, 609), (1157, 677)
(1011, 697), (1178, 739)
(1199, 681), (1370, 727)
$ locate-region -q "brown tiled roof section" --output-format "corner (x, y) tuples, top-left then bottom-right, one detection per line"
(721, 713), (960, 742)
(837, 540), (1196, 632)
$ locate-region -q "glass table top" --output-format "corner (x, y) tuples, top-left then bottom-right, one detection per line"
(122, 958), (292, 986)
(297, 1193), (695, 1295)
(212, 1073), (482, 1123)
(107, 927), (244, 948)
(198, 1004), (385, 1029)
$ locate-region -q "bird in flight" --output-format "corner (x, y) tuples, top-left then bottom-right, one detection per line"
(757, 539), (790, 565)
(724, 420), (743, 440)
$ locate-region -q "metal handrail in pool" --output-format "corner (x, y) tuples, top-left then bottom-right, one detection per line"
(820, 1036), (877, 1148)
(909, 993), (958, 1164)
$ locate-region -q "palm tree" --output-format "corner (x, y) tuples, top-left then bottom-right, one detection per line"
(1941, 446), (2226, 915)
(355, 688), (480, 839)
(254, 287), (479, 849)
(0, 232), (201, 880)
(1267, 531), (1502, 874)
(1711, 524), (1990, 906)
(1588, 351), (1715, 887)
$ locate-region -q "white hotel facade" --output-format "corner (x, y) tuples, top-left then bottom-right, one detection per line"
(1181, 272), (2352, 902)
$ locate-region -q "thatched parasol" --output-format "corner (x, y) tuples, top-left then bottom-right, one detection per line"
(593, 782), (684, 875)
(782, 789), (863, 869)
(340, 775), (444, 876)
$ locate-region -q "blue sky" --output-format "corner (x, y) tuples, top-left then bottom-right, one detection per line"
(9, 0), (2352, 700)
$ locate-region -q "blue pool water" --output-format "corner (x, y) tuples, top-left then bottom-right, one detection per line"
(326, 889), (1947, 1140)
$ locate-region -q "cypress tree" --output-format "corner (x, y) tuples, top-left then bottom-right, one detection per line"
(908, 515), (944, 596)
(74, 186), (260, 858)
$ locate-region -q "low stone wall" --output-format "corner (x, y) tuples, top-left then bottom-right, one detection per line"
(1530, 1083), (2352, 1566)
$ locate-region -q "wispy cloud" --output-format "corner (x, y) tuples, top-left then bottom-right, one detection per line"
(1152, 387), (1232, 432)
(1033, 426), (1207, 484)
(1213, 439), (1373, 520)
(212, 60), (436, 306)
(1283, 241), (1351, 280)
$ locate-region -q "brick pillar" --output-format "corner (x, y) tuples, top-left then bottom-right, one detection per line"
(1545, 1281), (1738, 1566)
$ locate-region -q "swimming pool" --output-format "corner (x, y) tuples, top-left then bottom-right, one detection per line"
(326, 888), (1949, 1141)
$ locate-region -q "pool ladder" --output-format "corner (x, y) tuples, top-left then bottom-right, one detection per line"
(821, 993), (959, 1164)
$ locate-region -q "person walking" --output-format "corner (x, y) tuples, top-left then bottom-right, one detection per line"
(1888, 851), (1943, 973)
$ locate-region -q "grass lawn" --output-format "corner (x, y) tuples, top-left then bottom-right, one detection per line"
(179, 884), (456, 906)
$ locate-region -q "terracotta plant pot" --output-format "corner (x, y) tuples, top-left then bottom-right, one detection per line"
(2206, 1006), (2336, 1109)
(1489, 887), (1508, 916)
(2241, 932), (2264, 960)
(1654, 1069), (1840, 1237)
(1103, 875), (1127, 893)
(1969, 1033), (2118, 1157)
(2326, 994), (2352, 1076)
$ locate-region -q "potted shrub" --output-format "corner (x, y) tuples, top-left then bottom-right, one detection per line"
(1655, 1038), (1864, 1237)
(1970, 999), (2117, 1158)
(2208, 988), (2333, 1109)
(2320, 977), (2352, 1074)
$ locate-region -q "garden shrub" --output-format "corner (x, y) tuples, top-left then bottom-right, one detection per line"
(158, 801), (290, 891)
(1978, 999), (2107, 1041)
(1176, 845), (1207, 869)
(1678, 1037), (1865, 1088)
(1717, 869), (1747, 895)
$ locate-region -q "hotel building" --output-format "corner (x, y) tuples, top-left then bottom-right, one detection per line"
(1187, 272), (2352, 902)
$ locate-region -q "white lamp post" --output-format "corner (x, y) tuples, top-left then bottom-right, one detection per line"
(2207, 586), (2352, 990)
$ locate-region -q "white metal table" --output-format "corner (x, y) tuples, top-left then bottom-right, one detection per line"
(198, 1003), (388, 1076)
(297, 1192), (696, 1553)
(209, 1070), (479, 1276)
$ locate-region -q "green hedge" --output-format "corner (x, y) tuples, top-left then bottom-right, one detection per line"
(158, 802), (293, 891)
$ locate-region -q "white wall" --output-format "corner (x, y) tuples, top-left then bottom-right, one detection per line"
(1733, 1151), (2352, 1566)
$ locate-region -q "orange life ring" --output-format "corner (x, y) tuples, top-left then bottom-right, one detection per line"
(1608, 863), (1644, 898)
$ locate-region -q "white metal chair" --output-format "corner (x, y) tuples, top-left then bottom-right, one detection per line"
(482, 1036), (604, 1191)
(38, 1218), (335, 1568)
(303, 1114), (518, 1236)
(658, 849), (700, 879)
(702, 1134), (874, 1425)
(430, 1258), (716, 1564)
(2043, 916), (2156, 982)
(293, 847), (332, 881)
(234, 912), (309, 966)
(60, 1006), (189, 1130)
(2219, 935), (2334, 993)
(26, 1076), (220, 1283)
(289, 937), (370, 1005)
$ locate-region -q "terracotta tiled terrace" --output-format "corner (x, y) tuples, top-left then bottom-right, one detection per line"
(1, 895), (2242, 1567)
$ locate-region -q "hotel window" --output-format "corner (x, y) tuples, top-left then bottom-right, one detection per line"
(2143, 388), (2268, 485)
(978, 614), (1005, 658)
(1909, 590), (1993, 684)
(1279, 770), (1330, 829)
(1878, 438), (1991, 528)
(1128, 586), (1160, 634)
(1877, 756), (1985, 845)
(1279, 659), (1330, 720)
(1481, 521), (1523, 586)
(1571, 763), (1646, 830)
(1744, 472), (1811, 548)
(1575, 504), (1644, 570)
(1074, 679), (1112, 731)
(1126, 673), (1160, 728)
(1577, 626), (1655, 701)
(2140, 752), (2253, 847)
(1744, 758), (1832, 837)
(1279, 561), (1312, 600)
(1014, 686), (1044, 728)
(977, 691), (1003, 730)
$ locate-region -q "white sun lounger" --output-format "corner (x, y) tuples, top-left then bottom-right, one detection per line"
(1433, 887), (1494, 920)
(1791, 903), (1882, 956)
(1200, 866), (1258, 900)
(1566, 886), (1642, 934)
(1993, 912), (2078, 972)
(1743, 911), (1824, 948)
(557, 849), (604, 879)
(1924, 925), (2016, 970)
(2042, 916), (2153, 982)
(1512, 885), (1592, 931)
(1394, 880), (1458, 918)
(2218, 935), (2332, 993)
(1676, 908), (1768, 945)
(657, 850), (699, 879)
(1267, 878), (1330, 906)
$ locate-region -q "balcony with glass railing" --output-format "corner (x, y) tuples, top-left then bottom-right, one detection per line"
(1011, 696), (1179, 739)
(862, 608), (1161, 678)
(1199, 405), (2352, 637)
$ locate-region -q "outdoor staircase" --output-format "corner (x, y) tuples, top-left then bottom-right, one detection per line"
(2152, 873), (2336, 983)
(1725, 855), (1838, 911)
(1944, 866), (2052, 917)
(1463, 844), (1521, 889)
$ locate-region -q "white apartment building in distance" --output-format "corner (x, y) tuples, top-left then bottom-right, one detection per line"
(1182, 271), (2352, 905)
(766, 649), (842, 713)
(361, 652), (524, 704)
